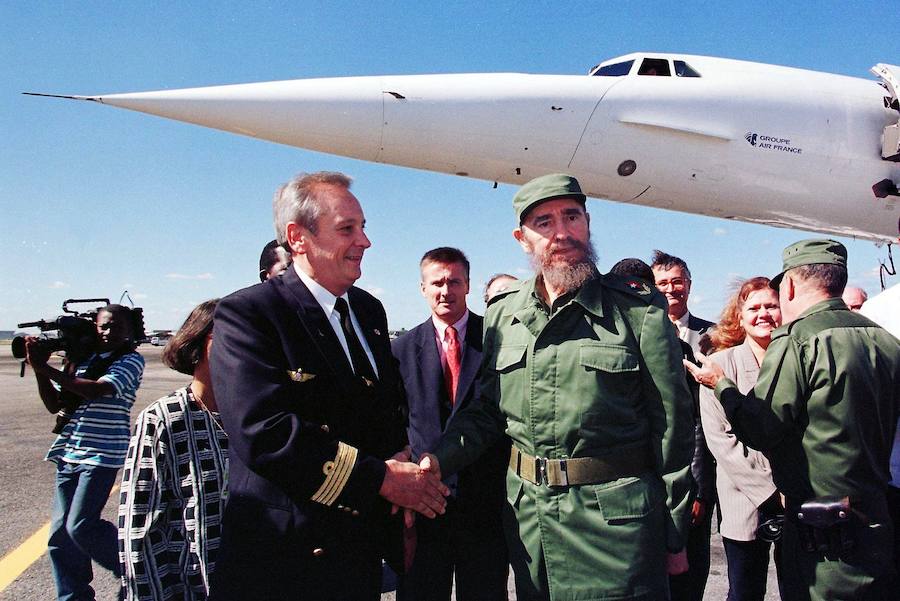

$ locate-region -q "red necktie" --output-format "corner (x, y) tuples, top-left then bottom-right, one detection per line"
(445, 326), (461, 404)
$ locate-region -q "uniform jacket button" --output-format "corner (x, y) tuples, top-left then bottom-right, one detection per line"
(351, 510), (360, 517)
(312, 547), (325, 557)
(321, 424), (330, 433)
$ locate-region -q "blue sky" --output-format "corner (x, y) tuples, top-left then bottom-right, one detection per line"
(2, 2), (898, 331)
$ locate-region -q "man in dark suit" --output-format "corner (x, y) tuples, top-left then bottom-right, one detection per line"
(392, 247), (509, 601)
(650, 249), (716, 601)
(209, 171), (449, 601)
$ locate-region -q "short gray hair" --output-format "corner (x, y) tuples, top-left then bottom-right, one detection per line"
(789, 263), (847, 297)
(650, 249), (692, 281)
(273, 171), (352, 244)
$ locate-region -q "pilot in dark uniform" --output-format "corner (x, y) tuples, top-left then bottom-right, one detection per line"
(209, 172), (447, 601)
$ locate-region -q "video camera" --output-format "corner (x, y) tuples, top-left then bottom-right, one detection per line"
(11, 298), (146, 363)
(13, 298), (147, 434)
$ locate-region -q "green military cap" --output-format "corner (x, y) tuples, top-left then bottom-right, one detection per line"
(770, 238), (847, 289)
(513, 174), (586, 224)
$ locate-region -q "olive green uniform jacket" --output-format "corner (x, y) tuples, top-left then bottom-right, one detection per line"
(435, 274), (695, 601)
(714, 298), (900, 600)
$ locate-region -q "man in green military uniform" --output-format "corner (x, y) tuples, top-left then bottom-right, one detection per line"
(422, 174), (695, 600)
(686, 239), (900, 600)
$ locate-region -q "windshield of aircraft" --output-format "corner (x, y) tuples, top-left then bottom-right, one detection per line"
(591, 60), (633, 76)
(638, 58), (671, 76)
(590, 57), (701, 77)
(674, 60), (701, 77)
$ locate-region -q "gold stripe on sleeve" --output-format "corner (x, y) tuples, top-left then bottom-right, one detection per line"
(311, 442), (358, 506)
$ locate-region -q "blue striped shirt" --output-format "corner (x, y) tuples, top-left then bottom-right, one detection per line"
(45, 351), (145, 468)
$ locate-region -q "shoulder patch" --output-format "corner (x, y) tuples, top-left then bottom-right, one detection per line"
(625, 279), (653, 295)
(486, 280), (524, 307)
(602, 272), (656, 301)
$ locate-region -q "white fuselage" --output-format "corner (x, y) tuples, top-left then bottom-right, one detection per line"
(71, 52), (900, 242)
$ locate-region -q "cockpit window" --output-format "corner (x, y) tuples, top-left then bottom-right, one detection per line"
(592, 60), (634, 77)
(638, 58), (671, 76)
(591, 57), (702, 78)
(674, 60), (701, 77)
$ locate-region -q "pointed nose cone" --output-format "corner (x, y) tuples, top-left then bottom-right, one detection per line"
(94, 77), (387, 161)
(71, 72), (617, 187)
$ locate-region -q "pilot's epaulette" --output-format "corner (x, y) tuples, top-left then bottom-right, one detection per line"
(486, 280), (524, 307)
(601, 272), (656, 301)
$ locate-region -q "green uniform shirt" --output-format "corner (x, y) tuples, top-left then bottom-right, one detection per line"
(714, 298), (900, 598)
(436, 273), (694, 601)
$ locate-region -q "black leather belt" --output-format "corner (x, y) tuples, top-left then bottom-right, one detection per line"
(509, 446), (653, 487)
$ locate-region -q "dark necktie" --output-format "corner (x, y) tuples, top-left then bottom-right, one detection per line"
(445, 325), (461, 404)
(334, 297), (376, 383)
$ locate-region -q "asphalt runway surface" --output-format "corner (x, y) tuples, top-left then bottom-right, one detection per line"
(1, 344), (778, 600)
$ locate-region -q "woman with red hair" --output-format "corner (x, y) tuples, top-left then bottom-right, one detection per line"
(701, 277), (784, 601)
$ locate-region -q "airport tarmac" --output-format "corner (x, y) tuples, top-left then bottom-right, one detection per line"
(0, 345), (778, 600)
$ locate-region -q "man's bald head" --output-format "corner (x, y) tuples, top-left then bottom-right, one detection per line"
(842, 286), (868, 311)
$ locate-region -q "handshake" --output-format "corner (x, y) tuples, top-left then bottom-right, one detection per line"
(379, 449), (448, 524)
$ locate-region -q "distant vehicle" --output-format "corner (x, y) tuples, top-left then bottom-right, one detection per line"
(150, 336), (171, 347)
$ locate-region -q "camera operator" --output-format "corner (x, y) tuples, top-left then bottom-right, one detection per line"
(25, 303), (145, 601)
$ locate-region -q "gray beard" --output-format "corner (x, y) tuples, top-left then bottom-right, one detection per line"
(531, 240), (599, 296)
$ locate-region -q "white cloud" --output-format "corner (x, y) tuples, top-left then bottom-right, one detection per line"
(365, 286), (385, 297)
(170, 303), (201, 314)
(713, 227), (727, 236)
(165, 273), (214, 280)
(49, 281), (69, 289)
(861, 266), (883, 280)
(843, 267), (887, 290)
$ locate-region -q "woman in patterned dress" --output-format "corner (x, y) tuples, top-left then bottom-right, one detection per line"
(118, 300), (228, 600)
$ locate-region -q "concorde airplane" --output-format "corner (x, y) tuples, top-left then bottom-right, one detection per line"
(29, 52), (900, 243)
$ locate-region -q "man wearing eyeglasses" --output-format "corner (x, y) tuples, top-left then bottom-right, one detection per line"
(651, 250), (715, 601)
(651, 251), (714, 353)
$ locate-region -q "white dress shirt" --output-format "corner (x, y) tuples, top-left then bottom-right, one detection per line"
(673, 311), (691, 342)
(295, 265), (378, 376)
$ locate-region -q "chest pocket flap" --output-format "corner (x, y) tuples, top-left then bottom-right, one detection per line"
(494, 344), (527, 372)
(580, 343), (639, 373)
